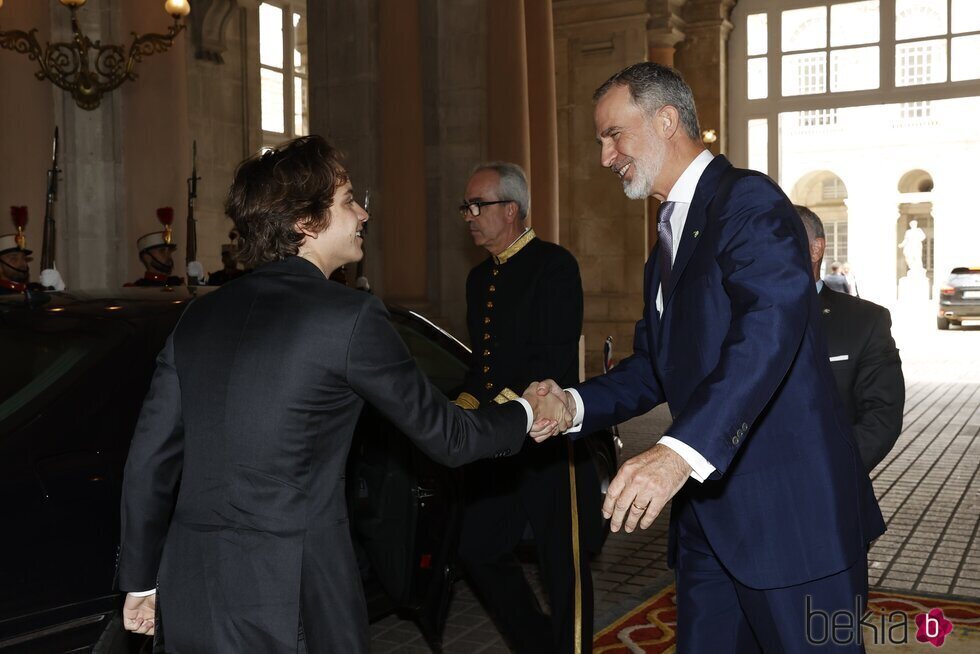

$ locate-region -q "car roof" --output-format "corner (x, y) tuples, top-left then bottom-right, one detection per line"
(0, 286), (210, 322)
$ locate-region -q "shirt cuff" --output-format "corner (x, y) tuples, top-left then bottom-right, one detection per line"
(128, 588), (157, 597)
(564, 388), (585, 433)
(515, 397), (534, 433)
(658, 436), (716, 483)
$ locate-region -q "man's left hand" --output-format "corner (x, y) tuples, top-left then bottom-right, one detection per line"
(604, 443), (692, 533)
(123, 592), (156, 635)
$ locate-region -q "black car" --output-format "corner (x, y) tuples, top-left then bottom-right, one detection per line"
(937, 267), (980, 329)
(0, 287), (619, 652)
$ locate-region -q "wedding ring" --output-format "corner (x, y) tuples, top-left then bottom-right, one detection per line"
(632, 501), (648, 511)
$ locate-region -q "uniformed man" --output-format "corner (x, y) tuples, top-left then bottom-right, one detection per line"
(0, 233), (30, 294)
(125, 232), (183, 287)
(455, 162), (601, 653)
(208, 243), (245, 286)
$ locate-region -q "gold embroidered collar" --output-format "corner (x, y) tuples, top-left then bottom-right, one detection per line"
(493, 228), (536, 265)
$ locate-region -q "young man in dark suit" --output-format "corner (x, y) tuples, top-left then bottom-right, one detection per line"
(535, 63), (884, 652)
(796, 205), (905, 472)
(116, 136), (567, 652)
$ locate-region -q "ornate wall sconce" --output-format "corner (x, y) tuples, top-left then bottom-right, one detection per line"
(0, 0), (191, 110)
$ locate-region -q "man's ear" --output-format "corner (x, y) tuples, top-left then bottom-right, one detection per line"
(659, 105), (680, 139)
(296, 216), (321, 240)
(505, 201), (519, 224)
(810, 237), (826, 265)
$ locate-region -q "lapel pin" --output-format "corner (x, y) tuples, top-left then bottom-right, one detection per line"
(823, 308), (830, 314)
(693, 230), (700, 238)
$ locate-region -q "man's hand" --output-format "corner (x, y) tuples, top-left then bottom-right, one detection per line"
(523, 382), (569, 442)
(604, 443), (692, 533)
(123, 592), (156, 635)
(534, 379), (575, 432)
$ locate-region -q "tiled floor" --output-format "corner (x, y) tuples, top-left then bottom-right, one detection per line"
(371, 306), (980, 653)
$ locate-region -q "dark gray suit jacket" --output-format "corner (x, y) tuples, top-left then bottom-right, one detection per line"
(820, 285), (905, 472)
(117, 256), (527, 653)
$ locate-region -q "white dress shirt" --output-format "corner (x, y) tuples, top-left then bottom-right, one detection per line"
(567, 150), (717, 483)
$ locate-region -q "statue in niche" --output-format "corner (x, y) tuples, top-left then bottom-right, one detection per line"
(898, 219), (926, 275)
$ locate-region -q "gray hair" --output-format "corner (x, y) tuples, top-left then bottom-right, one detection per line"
(593, 62), (701, 141)
(470, 161), (530, 220)
(793, 204), (825, 241)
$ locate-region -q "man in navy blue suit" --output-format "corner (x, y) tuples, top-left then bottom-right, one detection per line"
(534, 63), (885, 651)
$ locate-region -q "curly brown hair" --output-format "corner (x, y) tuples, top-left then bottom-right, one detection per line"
(225, 135), (349, 268)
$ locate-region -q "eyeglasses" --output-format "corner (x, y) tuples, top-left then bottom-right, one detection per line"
(458, 200), (512, 218)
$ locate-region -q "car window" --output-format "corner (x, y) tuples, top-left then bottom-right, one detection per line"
(391, 321), (468, 394)
(949, 273), (980, 286)
(0, 322), (122, 428)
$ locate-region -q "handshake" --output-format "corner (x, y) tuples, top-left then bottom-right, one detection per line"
(521, 379), (576, 443)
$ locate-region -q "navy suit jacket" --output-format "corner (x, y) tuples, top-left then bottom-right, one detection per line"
(573, 156), (885, 589)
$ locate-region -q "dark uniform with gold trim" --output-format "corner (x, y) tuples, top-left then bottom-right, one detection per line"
(456, 229), (601, 654)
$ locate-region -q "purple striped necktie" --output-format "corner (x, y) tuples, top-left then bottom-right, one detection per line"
(657, 201), (675, 288)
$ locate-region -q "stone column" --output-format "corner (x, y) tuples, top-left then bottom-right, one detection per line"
(645, 4), (685, 254)
(554, 0), (650, 376)
(674, 0), (736, 156)
(378, 0), (428, 304)
(486, 0), (531, 175)
(524, 0), (559, 243)
(308, 0), (383, 292)
(54, 0), (128, 289)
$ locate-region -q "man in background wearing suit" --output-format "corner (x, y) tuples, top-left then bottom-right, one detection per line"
(823, 260), (852, 295)
(534, 63), (884, 652)
(455, 162), (601, 653)
(796, 205), (905, 472)
(117, 136), (566, 653)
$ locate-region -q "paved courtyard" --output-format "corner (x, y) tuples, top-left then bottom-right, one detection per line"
(370, 303), (980, 653)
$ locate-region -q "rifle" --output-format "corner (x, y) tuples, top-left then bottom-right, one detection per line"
(41, 127), (59, 271)
(186, 140), (201, 285)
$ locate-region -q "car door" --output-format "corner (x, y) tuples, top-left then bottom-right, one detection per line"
(346, 309), (472, 648)
(0, 306), (177, 651)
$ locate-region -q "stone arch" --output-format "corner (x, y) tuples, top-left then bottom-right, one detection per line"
(189, 0), (240, 63)
(790, 170), (849, 272)
(897, 169), (935, 194)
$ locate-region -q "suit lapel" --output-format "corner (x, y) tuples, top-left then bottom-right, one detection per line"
(663, 156), (732, 306)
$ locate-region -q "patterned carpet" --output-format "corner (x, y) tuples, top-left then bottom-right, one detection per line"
(593, 585), (980, 653)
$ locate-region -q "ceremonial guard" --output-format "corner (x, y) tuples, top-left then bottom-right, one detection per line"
(0, 231), (31, 295)
(126, 208), (183, 287)
(455, 162), (601, 653)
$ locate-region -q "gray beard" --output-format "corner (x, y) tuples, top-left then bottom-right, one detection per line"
(623, 153), (664, 200)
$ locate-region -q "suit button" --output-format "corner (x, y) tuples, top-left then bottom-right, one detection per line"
(484, 317), (491, 325)
(489, 285), (496, 293)
(741, 422), (748, 431)
(483, 365), (490, 373)
(485, 382), (494, 390)
(503, 448), (510, 455)
(732, 435), (740, 445)
(486, 301), (494, 309)
(492, 269), (499, 277)
(483, 332), (491, 340)
(483, 349), (490, 357)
